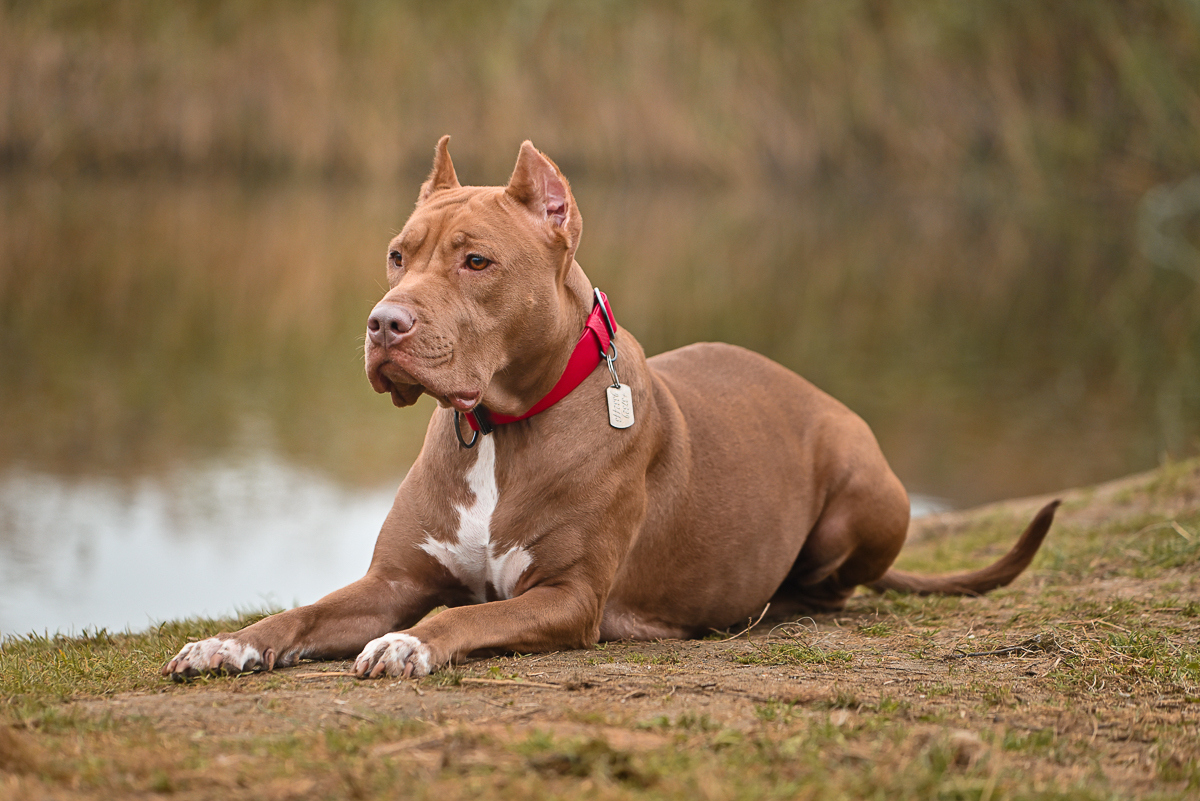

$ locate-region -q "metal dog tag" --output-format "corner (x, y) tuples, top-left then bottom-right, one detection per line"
(607, 383), (635, 429)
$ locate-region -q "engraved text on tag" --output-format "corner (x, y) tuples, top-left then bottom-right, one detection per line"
(607, 384), (635, 429)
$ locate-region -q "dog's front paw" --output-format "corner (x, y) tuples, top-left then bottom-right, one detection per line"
(353, 633), (433, 679)
(161, 636), (270, 680)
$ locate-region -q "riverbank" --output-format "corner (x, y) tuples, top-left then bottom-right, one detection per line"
(2, 458), (1198, 799)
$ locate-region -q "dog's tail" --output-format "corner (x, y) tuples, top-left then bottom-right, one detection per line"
(867, 499), (1060, 596)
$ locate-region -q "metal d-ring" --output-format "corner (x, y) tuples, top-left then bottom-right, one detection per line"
(602, 340), (621, 388)
(454, 411), (479, 449)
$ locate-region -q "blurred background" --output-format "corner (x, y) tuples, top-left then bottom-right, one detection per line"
(1, 0), (1198, 635)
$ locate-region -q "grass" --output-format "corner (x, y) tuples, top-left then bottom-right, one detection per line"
(856, 621), (894, 637)
(732, 641), (855, 668)
(2, 464), (1199, 799)
(0, 609), (274, 712)
(889, 474), (1200, 584)
(10, 717), (1137, 800)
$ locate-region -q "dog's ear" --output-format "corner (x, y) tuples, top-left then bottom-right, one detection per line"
(505, 141), (583, 263)
(418, 135), (461, 203)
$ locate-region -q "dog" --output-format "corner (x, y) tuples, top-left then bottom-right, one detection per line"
(163, 137), (1058, 680)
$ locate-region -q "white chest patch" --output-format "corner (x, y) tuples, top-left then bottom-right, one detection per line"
(419, 435), (532, 602)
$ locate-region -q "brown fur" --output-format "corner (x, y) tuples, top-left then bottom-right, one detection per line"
(163, 137), (1058, 680)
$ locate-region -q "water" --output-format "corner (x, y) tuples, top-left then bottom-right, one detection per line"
(0, 459), (392, 636)
(1, 175), (1195, 636)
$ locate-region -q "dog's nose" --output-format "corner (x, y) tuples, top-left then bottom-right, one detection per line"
(367, 303), (416, 347)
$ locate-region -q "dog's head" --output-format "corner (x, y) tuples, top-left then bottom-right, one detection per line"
(365, 137), (586, 416)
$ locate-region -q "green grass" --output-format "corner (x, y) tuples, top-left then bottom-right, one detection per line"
(0, 609), (275, 710)
(732, 640), (854, 668)
(637, 712), (721, 733)
(894, 502), (1200, 585)
(856, 621), (894, 637)
(623, 650), (682, 666)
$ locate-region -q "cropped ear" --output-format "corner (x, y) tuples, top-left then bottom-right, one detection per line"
(505, 141), (583, 262)
(417, 135), (461, 203)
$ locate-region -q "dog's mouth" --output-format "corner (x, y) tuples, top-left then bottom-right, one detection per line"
(371, 366), (426, 408)
(368, 352), (482, 411)
(386, 379), (427, 408)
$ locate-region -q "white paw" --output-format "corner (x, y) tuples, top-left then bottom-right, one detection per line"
(353, 633), (432, 679)
(162, 637), (263, 679)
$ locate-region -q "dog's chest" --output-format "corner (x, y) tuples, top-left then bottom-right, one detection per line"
(419, 436), (531, 602)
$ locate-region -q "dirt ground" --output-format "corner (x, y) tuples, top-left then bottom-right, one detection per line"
(3, 462), (1199, 799)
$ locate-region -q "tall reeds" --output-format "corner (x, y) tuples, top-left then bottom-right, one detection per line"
(1, 0), (1197, 196)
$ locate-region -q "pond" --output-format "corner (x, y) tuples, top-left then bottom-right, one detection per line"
(1, 175), (1195, 636)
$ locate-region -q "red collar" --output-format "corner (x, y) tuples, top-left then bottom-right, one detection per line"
(464, 290), (616, 434)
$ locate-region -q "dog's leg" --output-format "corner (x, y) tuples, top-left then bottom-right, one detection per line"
(163, 471), (463, 679)
(161, 572), (439, 679)
(353, 581), (604, 679)
(774, 465), (911, 612)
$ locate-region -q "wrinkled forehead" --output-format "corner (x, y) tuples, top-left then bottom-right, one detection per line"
(390, 186), (519, 251)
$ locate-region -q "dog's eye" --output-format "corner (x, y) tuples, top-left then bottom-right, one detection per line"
(388, 250), (403, 268)
(466, 254), (490, 271)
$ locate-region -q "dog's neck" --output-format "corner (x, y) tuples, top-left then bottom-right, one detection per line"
(477, 262), (596, 419)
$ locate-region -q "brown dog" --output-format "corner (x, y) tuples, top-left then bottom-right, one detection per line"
(163, 137), (1058, 680)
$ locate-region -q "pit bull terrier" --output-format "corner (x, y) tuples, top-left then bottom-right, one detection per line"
(163, 137), (1058, 680)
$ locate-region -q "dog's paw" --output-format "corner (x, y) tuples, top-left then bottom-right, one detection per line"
(161, 637), (268, 680)
(353, 633), (433, 679)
